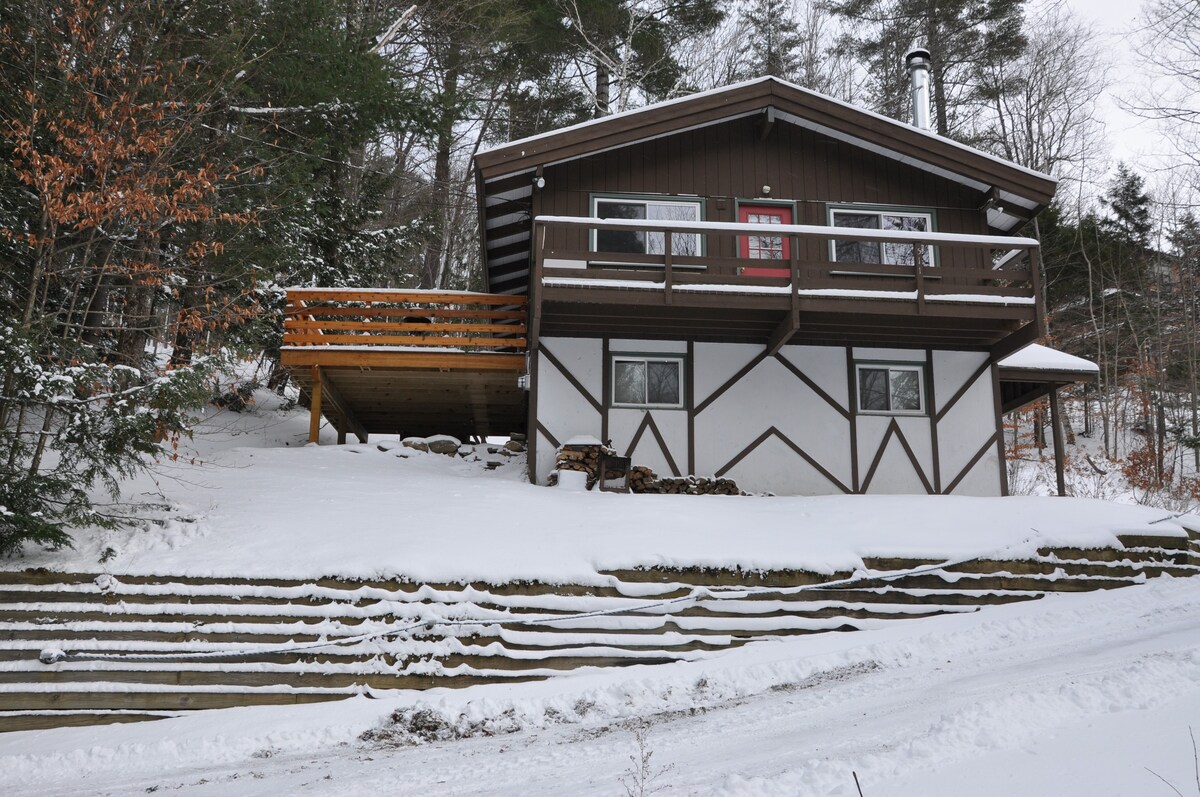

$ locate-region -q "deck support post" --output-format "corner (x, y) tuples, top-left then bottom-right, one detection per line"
(766, 235), (801, 356)
(1048, 381), (1066, 496)
(308, 366), (323, 444)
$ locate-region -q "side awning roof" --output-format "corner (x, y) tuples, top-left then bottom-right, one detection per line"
(998, 344), (1098, 413)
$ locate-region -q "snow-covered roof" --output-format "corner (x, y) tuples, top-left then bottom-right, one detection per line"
(999, 344), (1099, 374)
(477, 76), (1056, 187)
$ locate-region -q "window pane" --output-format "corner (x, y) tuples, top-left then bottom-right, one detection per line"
(646, 361), (681, 405)
(746, 214), (784, 259)
(647, 203), (700, 257)
(858, 368), (890, 411)
(614, 361), (646, 404)
(596, 201), (646, 254)
(833, 212), (881, 263)
(882, 215), (930, 266)
(890, 369), (922, 411)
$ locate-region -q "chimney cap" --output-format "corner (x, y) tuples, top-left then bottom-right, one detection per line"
(905, 47), (931, 67)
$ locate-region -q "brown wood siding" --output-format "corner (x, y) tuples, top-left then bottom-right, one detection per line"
(538, 117), (990, 275)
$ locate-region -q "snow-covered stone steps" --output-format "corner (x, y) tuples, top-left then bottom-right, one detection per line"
(2, 546), (1197, 732)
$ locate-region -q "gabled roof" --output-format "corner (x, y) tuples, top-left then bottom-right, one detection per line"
(474, 77), (1058, 294)
(476, 76), (1056, 220)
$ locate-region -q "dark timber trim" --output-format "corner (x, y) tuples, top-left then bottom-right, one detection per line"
(715, 426), (851, 494)
(859, 419), (935, 495)
(846, 347), (860, 492)
(925, 348), (941, 493)
(773, 353), (850, 420)
(527, 348), (539, 484)
(535, 420), (560, 450)
(686, 339), (696, 475)
(540, 344), (603, 414)
(601, 337), (611, 443)
(991, 363), (1010, 496)
(934, 358), (993, 423)
(625, 412), (682, 477)
(694, 349), (771, 414)
(943, 433), (1000, 495)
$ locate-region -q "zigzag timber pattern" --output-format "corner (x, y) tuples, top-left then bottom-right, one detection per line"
(536, 339), (999, 495)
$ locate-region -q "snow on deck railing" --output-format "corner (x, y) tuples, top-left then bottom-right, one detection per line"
(283, 288), (527, 351)
(531, 215), (1041, 308)
(534, 215), (1040, 249)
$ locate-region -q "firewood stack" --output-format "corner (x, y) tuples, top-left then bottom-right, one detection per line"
(552, 442), (615, 489)
(553, 444), (744, 495)
(635, 475), (744, 496)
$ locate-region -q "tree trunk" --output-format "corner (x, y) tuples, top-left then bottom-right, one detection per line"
(595, 60), (610, 118)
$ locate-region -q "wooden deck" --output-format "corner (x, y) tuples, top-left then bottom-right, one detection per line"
(532, 216), (1043, 353)
(280, 289), (528, 442)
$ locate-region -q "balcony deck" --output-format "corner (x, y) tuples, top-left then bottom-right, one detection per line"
(532, 216), (1043, 353)
(279, 289), (528, 443)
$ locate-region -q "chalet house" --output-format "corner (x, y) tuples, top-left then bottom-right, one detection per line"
(282, 66), (1097, 497)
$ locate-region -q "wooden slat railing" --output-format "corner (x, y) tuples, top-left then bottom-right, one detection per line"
(532, 215), (1042, 310)
(283, 289), (528, 351)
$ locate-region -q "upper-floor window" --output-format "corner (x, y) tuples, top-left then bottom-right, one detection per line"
(830, 206), (934, 266)
(593, 195), (703, 258)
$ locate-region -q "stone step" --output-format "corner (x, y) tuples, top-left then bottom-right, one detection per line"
(0, 710), (180, 733)
(0, 689), (357, 713)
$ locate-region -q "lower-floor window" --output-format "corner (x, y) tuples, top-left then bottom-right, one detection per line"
(856, 363), (924, 414)
(612, 356), (684, 408)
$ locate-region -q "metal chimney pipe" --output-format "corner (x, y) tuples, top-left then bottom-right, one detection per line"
(905, 47), (932, 131)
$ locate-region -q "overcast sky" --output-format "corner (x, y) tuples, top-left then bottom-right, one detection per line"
(1062, 0), (1165, 178)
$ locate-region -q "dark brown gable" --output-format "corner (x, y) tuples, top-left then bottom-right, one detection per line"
(475, 77), (1057, 295)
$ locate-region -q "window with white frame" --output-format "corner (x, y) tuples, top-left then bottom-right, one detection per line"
(593, 196), (703, 258)
(856, 363), (925, 414)
(831, 207), (934, 266)
(611, 356), (684, 408)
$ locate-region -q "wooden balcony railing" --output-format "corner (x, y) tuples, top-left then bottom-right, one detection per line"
(532, 215), (1042, 311)
(283, 288), (528, 352)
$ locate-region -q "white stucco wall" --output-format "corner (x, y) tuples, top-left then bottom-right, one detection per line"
(532, 336), (1004, 496)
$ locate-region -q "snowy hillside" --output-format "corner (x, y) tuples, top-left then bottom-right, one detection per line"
(5, 390), (1200, 796)
(4, 389), (1192, 583)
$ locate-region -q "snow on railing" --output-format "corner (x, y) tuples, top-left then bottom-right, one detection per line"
(531, 215), (1041, 310)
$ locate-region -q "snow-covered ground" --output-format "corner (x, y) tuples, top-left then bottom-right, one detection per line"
(6, 575), (1200, 796)
(5, 384), (1200, 795)
(4, 388), (1191, 583)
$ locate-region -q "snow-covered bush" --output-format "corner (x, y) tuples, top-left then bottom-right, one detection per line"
(0, 326), (215, 557)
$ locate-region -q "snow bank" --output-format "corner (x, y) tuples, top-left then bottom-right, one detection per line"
(1, 393), (1186, 583)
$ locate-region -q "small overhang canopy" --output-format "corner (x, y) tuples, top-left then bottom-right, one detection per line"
(998, 343), (1098, 413)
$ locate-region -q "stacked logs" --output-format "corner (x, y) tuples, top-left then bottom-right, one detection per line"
(552, 444), (744, 495)
(551, 442), (615, 489)
(635, 474), (744, 496)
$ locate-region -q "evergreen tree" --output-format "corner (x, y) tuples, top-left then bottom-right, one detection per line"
(741, 0), (804, 79)
(1099, 163), (1153, 251)
(826, 0), (1027, 138)
(556, 0), (725, 115)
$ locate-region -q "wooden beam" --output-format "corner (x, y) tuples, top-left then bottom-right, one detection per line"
(765, 311), (798, 355)
(308, 366), (323, 444)
(319, 373), (368, 444)
(279, 350), (526, 371)
(758, 106), (776, 141)
(1048, 382), (1067, 497)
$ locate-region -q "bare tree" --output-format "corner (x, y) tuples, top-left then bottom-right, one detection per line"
(1129, 0), (1200, 174)
(978, 1), (1109, 189)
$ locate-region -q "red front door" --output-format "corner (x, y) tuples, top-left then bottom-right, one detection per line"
(739, 204), (792, 276)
